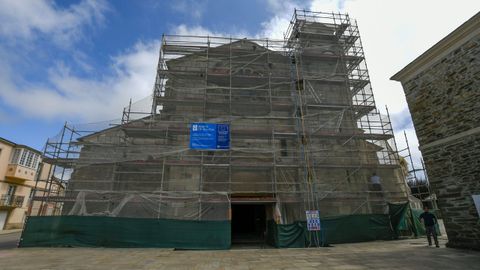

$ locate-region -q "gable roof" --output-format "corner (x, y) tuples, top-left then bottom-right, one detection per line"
(0, 137), (15, 146)
(77, 116), (151, 142)
(0, 136), (43, 155)
(166, 39), (287, 67)
(78, 39), (288, 141)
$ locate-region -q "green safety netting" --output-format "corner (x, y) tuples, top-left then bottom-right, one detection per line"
(389, 202), (411, 237)
(19, 216), (230, 249)
(322, 214), (395, 244)
(267, 220), (315, 248)
(389, 202), (441, 237)
(267, 214), (396, 248)
(20, 203), (439, 249)
(410, 208), (441, 237)
(266, 203), (441, 248)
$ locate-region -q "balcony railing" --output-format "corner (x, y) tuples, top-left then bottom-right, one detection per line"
(0, 194), (25, 208)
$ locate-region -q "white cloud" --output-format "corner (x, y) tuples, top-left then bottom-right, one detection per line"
(171, 0), (480, 172)
(258, 16), (291, 39)
(338, 0), (480, 167)
(310, 0), (343, 12)
(71, 51), (95, 73)
(0, 40), (160, 121)
(173, 24), (220, 36)
(1, 0), (477, 168)
(394, 126), (425, 177)
(341, 0), (480, 114)
(0, 0), (156, 123)
(0, 0), (108, 47)
(170, 0), (207, 20)
(259, 0), (344, 39)
(258, 0), (299, 39)
(171, 0), (299, 39)
(172, 23), (252, 38)
(253, 0), (479, 168)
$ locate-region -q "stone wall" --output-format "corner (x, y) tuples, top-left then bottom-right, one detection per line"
(402, 35), (480, 250)
(422, 134), (480, 249)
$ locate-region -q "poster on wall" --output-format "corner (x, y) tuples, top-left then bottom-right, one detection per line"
(189, 123), (230, 150)
(306, 210), (321, 231)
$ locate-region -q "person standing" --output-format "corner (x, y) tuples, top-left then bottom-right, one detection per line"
(419, 206), (440, 248)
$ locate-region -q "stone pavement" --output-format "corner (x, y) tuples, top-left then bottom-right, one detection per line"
(0, 236), (478, 270)
(0, 229), (22, 235)
(0, 232), (21, 250)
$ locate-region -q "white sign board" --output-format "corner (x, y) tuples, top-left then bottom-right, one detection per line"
(473, 195), (480, 218)
(306, 210), (321, 231)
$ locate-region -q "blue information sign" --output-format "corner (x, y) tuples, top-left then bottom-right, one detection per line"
(190, 123), (230, 150)
(306, 210), (321, 231)
(216, 124), (230, 150)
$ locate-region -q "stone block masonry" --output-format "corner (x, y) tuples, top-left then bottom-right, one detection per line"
(401, 35), (480, 250)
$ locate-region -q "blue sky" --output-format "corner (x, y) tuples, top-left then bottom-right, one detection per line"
(0, 0), (281, 150)
(0, 0), (479, 167)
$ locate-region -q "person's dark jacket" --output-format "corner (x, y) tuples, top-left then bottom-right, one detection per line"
(419, 212), (437, 226)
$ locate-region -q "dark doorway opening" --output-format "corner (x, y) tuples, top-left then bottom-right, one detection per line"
(231, 204), (266, 245)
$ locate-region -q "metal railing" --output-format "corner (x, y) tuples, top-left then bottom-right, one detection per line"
(0, 194), (25, 208)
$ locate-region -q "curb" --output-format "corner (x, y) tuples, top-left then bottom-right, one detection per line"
(0, 230), (22, 235)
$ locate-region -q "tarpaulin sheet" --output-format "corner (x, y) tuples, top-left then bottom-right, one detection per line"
(267, 220), (308, 248)
(411, 208), (441, 237)
(19, 216), (231, 249)
(267, 214), (396, 248)
(388, 202), (410, 236)
(387, 203), (441, 237)
(321, 214), (395, 244)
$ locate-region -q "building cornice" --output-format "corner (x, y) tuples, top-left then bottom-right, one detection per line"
(420, 126), (480, 152)
(0, 137), (43, 155)
(391, 12), (480, 83)
(0, 137), (16, 146)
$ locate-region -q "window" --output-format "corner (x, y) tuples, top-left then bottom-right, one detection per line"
(10, 148), (22, 164)
(25, 151), (34, 168)
(13, 149), (40, 168)
(7, 185), (16, 196)
(32, 154), (39, 169)
(19, 149), (28, 166)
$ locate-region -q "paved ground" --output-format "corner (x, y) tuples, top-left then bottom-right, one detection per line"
(0, 231), (20, 250)
(0, 234), (478, 270)
(0, 229), (22, 235)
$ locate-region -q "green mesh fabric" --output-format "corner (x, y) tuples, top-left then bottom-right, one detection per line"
(411, 208), (441, 237)
(20, 216), (230, 249)
(388, 202), (410, 236)
(322, 214), (395, 244)
(267, 220), (311, 248)
(387, 203), (441, 237)
(267, 214), (396, 248)
(21, 204), (436, 249)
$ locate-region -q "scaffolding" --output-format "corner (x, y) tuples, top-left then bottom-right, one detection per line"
(27, 10), (410, 247)
(397, 130), (435, 208)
